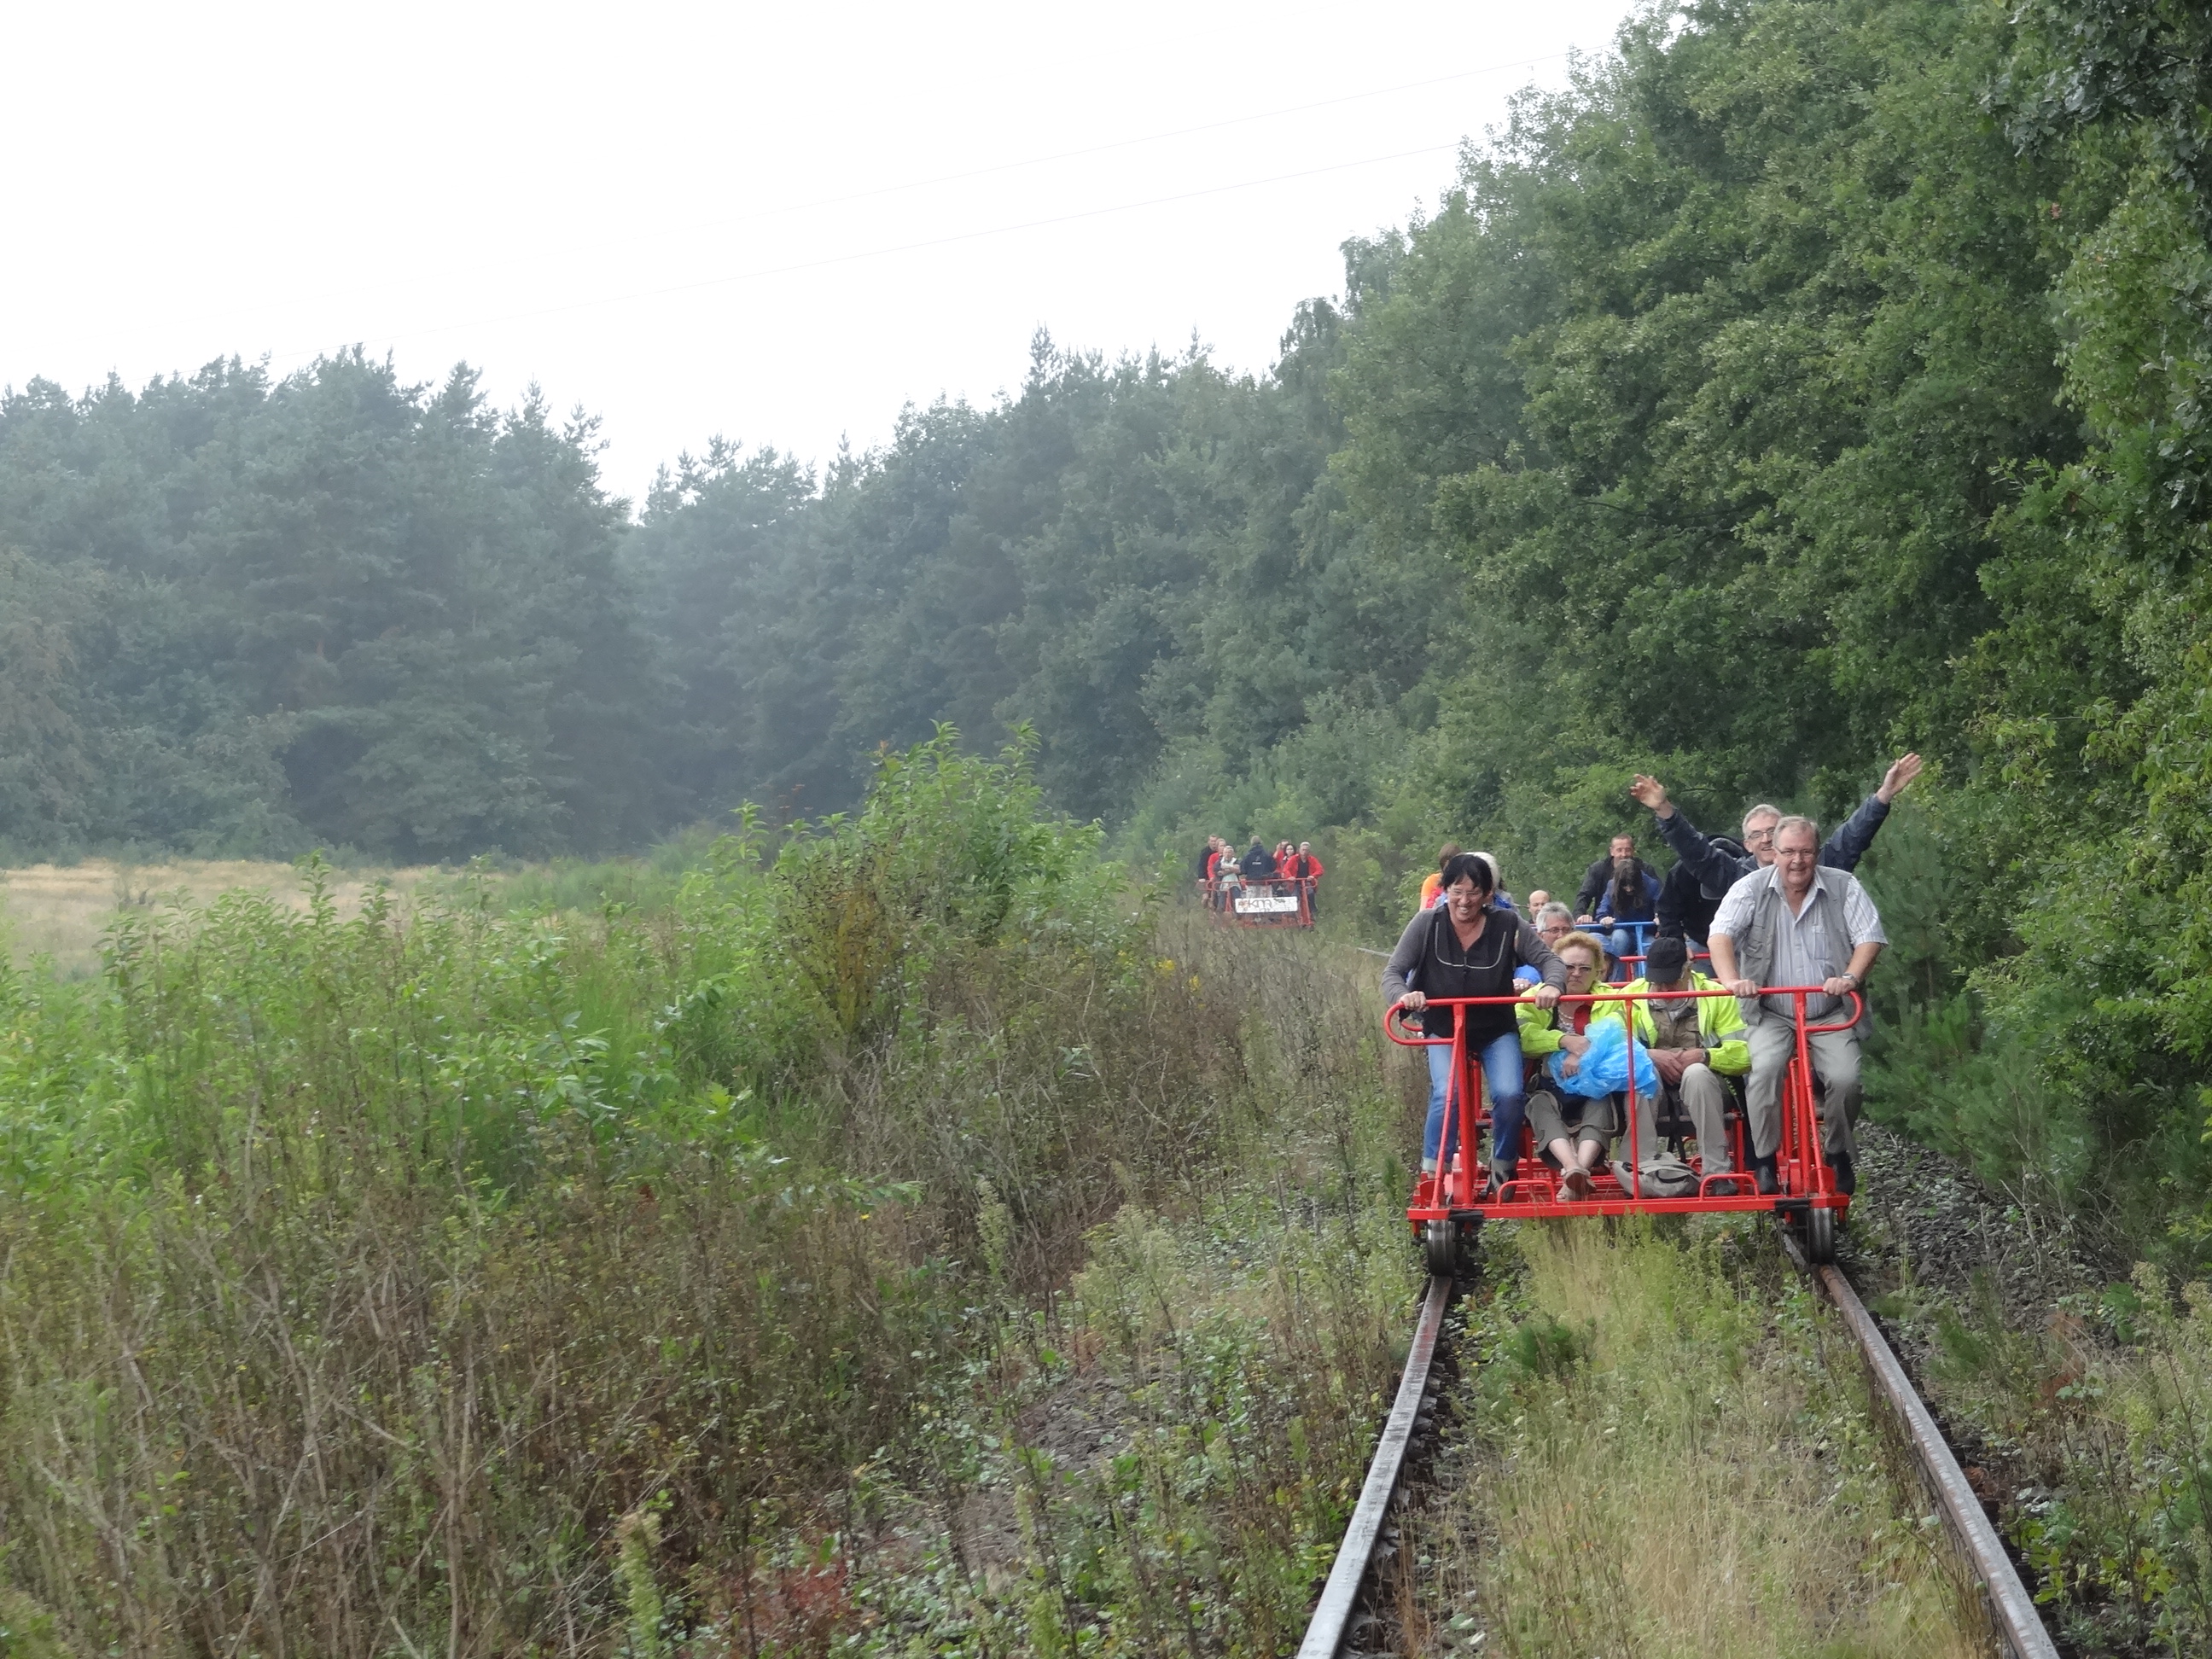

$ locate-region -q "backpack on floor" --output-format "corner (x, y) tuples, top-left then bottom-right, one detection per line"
(1610, 1155), (1702, 1198)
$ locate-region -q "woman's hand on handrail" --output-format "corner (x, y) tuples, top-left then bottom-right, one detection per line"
(1528, 983), (1560, 1010)
(1398, 990), (1427, 1012)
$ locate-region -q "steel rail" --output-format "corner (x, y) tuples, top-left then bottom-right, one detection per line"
(1781, 1228), (2059, 1659)
(1295, 1272), (1452, 1659)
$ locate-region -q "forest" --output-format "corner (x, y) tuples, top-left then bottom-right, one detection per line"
(4, 0), (2212, 1256)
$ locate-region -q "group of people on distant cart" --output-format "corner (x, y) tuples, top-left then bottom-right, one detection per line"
(1382, 753), (1923, 1201)
(1196, 834), (1325, 916)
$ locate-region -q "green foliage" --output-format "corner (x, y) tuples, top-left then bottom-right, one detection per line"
(0, 355), (659, 859)
(12, 0), (2212, 1264)
(0, 733), (1231, 1654)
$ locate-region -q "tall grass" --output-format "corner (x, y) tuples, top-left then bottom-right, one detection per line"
(1869, 1260), (2212, 1656)
(1415, 1220), (1984, 1658)
(0, 734), (1289, 1656)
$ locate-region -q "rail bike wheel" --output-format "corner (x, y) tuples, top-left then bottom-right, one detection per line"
(1423, 1218), (1458, 1278)
(1804, 1205), (1836, 1265)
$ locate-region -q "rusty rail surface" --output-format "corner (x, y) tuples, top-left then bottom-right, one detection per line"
(1780, 1226), (2060, 1659)
(1294, 1272), (1452, 1659)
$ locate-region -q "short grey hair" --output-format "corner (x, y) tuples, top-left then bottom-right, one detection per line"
(1741, 802), (1784, 830)
(1773, 814), (1820, 846)
(1536, 901), (1574, 928)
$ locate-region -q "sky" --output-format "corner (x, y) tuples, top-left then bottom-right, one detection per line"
(9, 0), (1641, 505)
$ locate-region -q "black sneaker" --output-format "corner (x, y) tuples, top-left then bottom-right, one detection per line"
(1831, 1152), (1855, 1196)
(1753, 1156), (1778, 1196)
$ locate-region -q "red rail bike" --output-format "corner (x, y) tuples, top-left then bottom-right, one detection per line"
(1196, 876), (1317, 928)
(1388, 985), (1858, 1271)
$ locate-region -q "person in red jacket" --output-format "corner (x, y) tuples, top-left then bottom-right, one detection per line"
(1285, 841), (1325, 917)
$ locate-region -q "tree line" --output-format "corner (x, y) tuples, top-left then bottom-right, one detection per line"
(3, 0), (2208, 1242)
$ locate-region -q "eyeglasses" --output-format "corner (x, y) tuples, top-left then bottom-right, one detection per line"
(1743, 825), (1777, 844)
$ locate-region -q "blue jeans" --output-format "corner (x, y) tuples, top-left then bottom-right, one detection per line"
(1425, 1028), (1528, 1172)
(1603, 921), (1655, 973)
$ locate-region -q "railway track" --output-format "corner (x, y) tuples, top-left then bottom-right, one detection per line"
(1295, 1223), (2061, 1659)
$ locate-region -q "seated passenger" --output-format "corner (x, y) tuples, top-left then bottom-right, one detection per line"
(1382, 853), (1566, 1183)
(1471, 851), (1517, 912)
(1708, 816), (1887, 1195)
(1653, 839), (1740, 946)
(1518, 930), (1615, 1198)
(1534, 901), (1575, 950)
(1525, 888), (1551, 917)
(1609, 934), (1749, 1179)
(1285, 841), (1325, 917)
(1575, 833), (1662, 963)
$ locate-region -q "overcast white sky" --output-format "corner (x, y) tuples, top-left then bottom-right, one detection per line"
(9, 1), (1639, 505)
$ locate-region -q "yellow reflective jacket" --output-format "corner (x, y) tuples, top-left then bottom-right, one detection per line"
(1601, 971), (1750, 1075)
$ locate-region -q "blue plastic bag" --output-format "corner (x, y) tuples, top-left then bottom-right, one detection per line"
(1545, 1017), (1659, 1100)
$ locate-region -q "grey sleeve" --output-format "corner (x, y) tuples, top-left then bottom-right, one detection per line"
(1840, 874), (1889, 947)
(1820, 793), (1890, 870)
(1514, 915), (1569, 990)
(1707, 870), (1762, 940)
(1381, 910), (1430, 1004)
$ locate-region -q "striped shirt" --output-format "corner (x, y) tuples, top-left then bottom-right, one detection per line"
(1708, 863), (1886, 1019)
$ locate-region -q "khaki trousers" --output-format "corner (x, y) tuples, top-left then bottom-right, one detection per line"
(1745, 1021), (1860, 1161)
(1629, 1062), (1734, 1173)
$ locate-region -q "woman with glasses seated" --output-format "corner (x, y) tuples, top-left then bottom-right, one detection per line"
(1516, 930), (1617, 1198)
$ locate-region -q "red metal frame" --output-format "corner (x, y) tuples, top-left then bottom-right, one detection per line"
(1391, 986), (1859, 1225)
(1197, 876), (1317, 928)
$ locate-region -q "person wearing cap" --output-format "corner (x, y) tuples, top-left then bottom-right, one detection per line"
(1606, 934), (1749, 1179)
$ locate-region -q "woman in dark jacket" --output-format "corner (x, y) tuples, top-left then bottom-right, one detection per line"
(1382, 853), (1567, 1184)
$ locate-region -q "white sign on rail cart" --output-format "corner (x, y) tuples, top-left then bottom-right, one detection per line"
(1234, 892), (1301, 915)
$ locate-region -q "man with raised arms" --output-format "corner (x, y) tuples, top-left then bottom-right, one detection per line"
(1627, 754), (1924, 894)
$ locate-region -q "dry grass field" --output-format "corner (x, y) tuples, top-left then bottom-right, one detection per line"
(0, 859), (439, 977)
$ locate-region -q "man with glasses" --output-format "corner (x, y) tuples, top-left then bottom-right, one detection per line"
(1708, 818), (1887, 1196)
(1627, 753), (1923, 899)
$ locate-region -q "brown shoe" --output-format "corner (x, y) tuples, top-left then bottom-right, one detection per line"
(1561, 1166), (1593, 1201)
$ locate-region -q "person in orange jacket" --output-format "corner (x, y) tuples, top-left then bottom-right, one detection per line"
(1417, 842), (1462, 911)
(1285, 841), (1325, 917)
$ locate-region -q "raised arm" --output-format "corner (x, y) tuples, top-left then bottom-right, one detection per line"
(1821, 753), (1922, 870)
(1631, 775), (1746, 893)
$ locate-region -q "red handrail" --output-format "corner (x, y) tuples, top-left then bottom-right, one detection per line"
(1384, 987), (1864, 1209)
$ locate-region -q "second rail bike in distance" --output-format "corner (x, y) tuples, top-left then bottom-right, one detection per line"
(1196, 876), (1317, 928)
(1387, 985), (1859, 1271)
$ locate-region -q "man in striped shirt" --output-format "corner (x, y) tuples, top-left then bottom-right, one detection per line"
(1708, 816), (1887, 1196)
